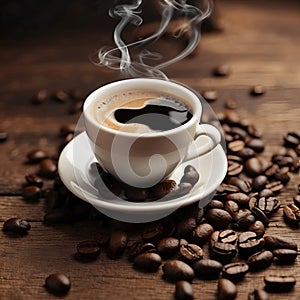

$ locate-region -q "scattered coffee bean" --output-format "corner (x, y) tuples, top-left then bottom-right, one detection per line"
(205, 208), (232, 230)
(246, 139), (265, 153)
(210, 242), (237, 263)
(108, 230), (128, 259)
(180, 165), (199, 186)
(125, 186), (149, 202)
(142, 223), (163, 242)
(232, 209), (255, 230)
(250, 85), (265, 96)
(162, 260), (195, 282)
(193, 259), (223, 279)
(27, 149), (48, 164)
(264, 235), (297, 251)
(76, 240), (101, 261)
(25, 174), (44, 188)
(134, 252), (162, 272)
(248, 289), (269, 300)
(228, 140), (245, 153)
(32, 89), (49, 104)
(283, 204), (300, 226)
(39, 158), (57, 179)
(213, 64), (231, 77)
(245, 157), (265, 177)
(225, 99), (238, 110)
(250, 207), (269, 227)
(2, 218), (31, 235)
(208, 199), (224, 209)
(217, 278), (237, 300)
(225, 200), (239, 216)
(176, 217), (197, 238)
(248, 221), (265, 238)
(152, 179), (177, 198)
(180, 243), (203, 263)
(247, 250), (273, 271)
(0, 131), (8, 142)
(45, 273), (71, 296)
(252, 176), (267, 192)
(175, 281), (194, 300)
(157, 237), (179, 257)
(238, 231), (264, 257)
(201, 89), (218, 102)
(264, 274), (296, 292)
(273, 248), (298, 264)
(265, 181), (283, 194)
(52, 90), (70, 103)
(192, 223), (214, 245)
(222, 262), (249, 282)
(284, 132), (300, 148)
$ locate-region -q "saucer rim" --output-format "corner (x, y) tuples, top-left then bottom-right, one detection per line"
(58, 131), (227, 213)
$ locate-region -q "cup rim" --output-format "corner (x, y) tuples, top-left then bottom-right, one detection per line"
(83, 78), (202, 138)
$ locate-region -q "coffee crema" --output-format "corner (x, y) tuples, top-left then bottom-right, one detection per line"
(93, 90), (193, 133)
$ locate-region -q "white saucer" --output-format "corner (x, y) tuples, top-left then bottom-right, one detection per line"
(58, 132), (227, 223)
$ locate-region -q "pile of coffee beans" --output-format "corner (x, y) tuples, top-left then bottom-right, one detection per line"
(4, 104), (300, 298)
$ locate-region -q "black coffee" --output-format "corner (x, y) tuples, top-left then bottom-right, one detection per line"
(114, 98), (192, 132)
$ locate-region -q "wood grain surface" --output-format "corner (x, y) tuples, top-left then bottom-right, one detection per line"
(1, 0), (300, 299)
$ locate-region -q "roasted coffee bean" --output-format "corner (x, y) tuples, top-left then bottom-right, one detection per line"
(272, 155), (293, 168)
(192, 223), (214, 245)
(25, 174), (44, 188)
(274, 167), (290, 184)
(245, 157), (265, 177)
(264, 275), (296, 292)
(227, 162), (243, 176)
(237, 147), (255, 160)
(226, 192), (250, 206)
(228, 140), (245, 153)
(217, 183), (240, 194)
(210, 242), (237, 263)
(217, 278), (237, 300)
(250, 196), (280, 215)
(205, 209), (232, 230)
(201, 89), (218, 102)
(175, 281), (194, 300)
(152, 179), (177, 198)
(97, 231), (110, 245)
(283, 203), (300, 226)
(177, 182), (193, 196)
(227, 178), (251, 194)
(180, 243), (203, 263)
(248, 221), (265, 238)
(0, 131), (8, 142)
(222, 262), (249, 282)
(265, 181), (283, 194)
(157, 237), (179, 257)
(176, 217), (197, 238)
(45, 273), (71, 296)
(218, 229), (237, 244)
(108, 231), (128, 259)
(247, 250), (273, 271)
(134, 252), (162, 272)
(193, 259), (223, 279)
(142, 223), (163, 242)
(246, 139), (264, 153)
(44, 208), (73, 224)
(27, 149), (48, 164)
(293, 194), (300, 208)
(3, 218), (31, 235)
(162, 260), (195, 282)
(252, 175), (267, 191)
(225, 200), (240, 216)
(231, 209), (255, 230)
(284, 132), (300, 148)
(273, 248), (298, 264)
(258, 189), (274, 198)
(225, 99), (238, 110)
(250, 85), (265, 96)
(248, 289), (269, 300)
(238, 231), (264, 257)
(39, 158), (57, 179)
(213, 64), (231, 77)
(251, 207), (269, 227)
(182, 204), (204, 224)
(181, 165), (199, 186)
(208, 200), (224, 209)
(59, 123), (76, 137)
(125, 186), (149, 201)
(52, 90), (70, 103)
(76, 240), (101, 261)
(265, 164), (280, 178)
(264, 235), (297, 251)
(22, 185), (42, 201)
(32, 89), (49, 104)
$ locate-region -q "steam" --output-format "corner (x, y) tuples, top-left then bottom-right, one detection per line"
(96, 0), (212, 79)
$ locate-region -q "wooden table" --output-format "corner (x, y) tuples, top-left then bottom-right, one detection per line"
(1, 0), (300, 299)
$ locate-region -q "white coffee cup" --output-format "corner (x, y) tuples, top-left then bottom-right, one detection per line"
(83, 78), (221, 188)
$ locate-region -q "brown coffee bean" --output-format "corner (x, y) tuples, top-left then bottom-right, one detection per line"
(201, 89), (218, 102)
(225, 200), (240, 216)
(157, 237), (179, 257)
(142, 223), (163, 242)
(251, 207), (269, 227)
(218, 229), (238, 244)
(176, 217), (197, 238)
(134, 252), (162, 272)
(250, 197), (280, 215)
(273, 248), (298, 264)
(210, 242), (237, 263)
(180, 243), (203, 263)
(45, 273), (71, 296)
(108, 230), (128, 259)
(162, 260), (195, 282)
(213, 64), (231, 77)
(39, 158), (57, 179)
(32, 89), (49, 104)
(125, 187), (149, 201)
(284, 132), (300, 148)
(192, 223), (214, 245)
(217, 278), (237, 300)
(22, 185), (42, 201)
(181, 165), (199, 186)
(225, 99), (238, 110)
(237, 147), (255, 160)
(264, 275), (296, 292)
(246, 139), (265, 153)
(25, 174), (44, 188)
(208, 200), (224, 209)
(248, 289), (269, 300)
(250, 85), (265, 96)
(231, 209), (255, 230)
(283, 204), (300, 226)
(245, 157), (265, 177)
(27, 149), (48, 164)
(265, 181), (283, 194)
(175, 281), (194, 300)
(52, 90), (70, 103)
(3, 218), (31, 235)
(205, 209), (232, 230)
(193, 259), (223, 279)
(217, 183), (240, 194)
(248, 220), (265, 238)
(258, 189), (274, 198)
(228, 140), (245, 153)
(252, 175), (268, 191)
(227, 178), (251, 194)
(222, 262), (249, 282)
(238, 231), (264, 257)
(264, 235), (297, 251)
(226, 193), (250, 207)
(227, 162), (243, 176)
(152, 179), (177, 199)
(247, 250), (273, 271)
(76, 240), (101, 261)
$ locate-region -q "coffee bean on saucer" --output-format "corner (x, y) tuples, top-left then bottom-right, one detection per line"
(108, 230), (128, 259)
(22, 185), (42, 201)
(45, 273), (71, 296)
(152, 179), (177, 199)
(201, 89), (218, 102)
(133, 252), (162, 272)
(2, 218), (31, 235)
(27, 149), (48, 164)
(213, 64), (231, 77)
(193, 259), (223, 279)
(39, 158), (57, 179)
(162, 260), (195, 282)
(250, 85), (265, 96)
(176, 217), (197, 238)
(175, 281), (194, 300)
(25, 174), (44, 188)
(264, 274), (296, 292)
(180, 165), (199, 186)
(0, 131), (8, 142)
(217, 278), (237, 300)
(248, 289), (269, 300)
(75, 240), (101, 261)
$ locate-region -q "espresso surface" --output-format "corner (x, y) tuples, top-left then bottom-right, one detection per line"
(93, 90), (192, 133)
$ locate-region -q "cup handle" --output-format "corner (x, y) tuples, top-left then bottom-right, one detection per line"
(183, 123), (221, 162)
